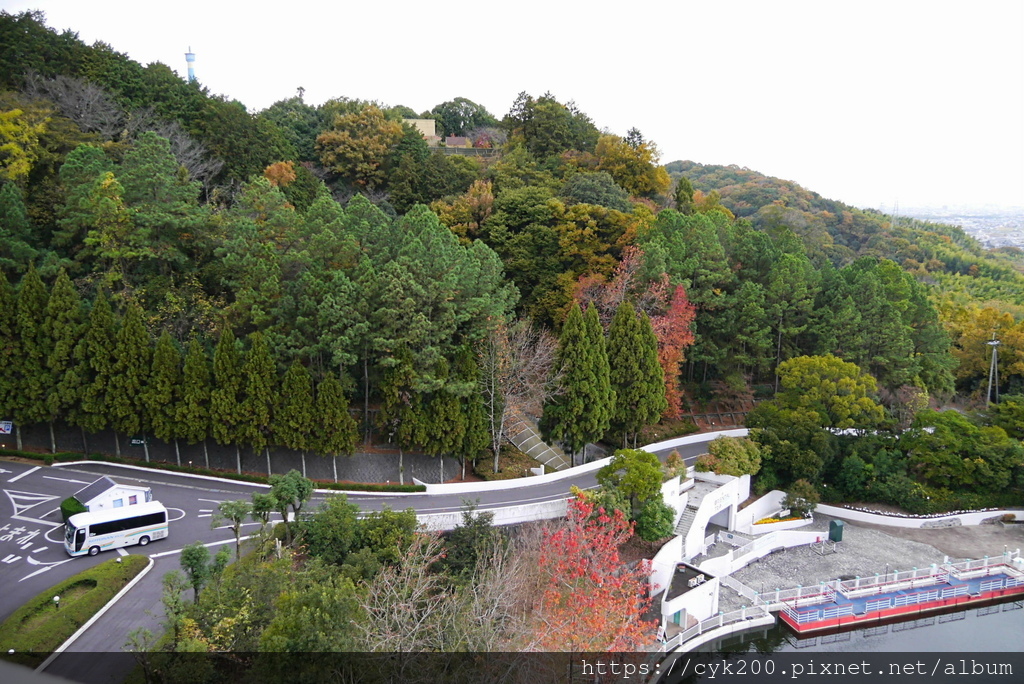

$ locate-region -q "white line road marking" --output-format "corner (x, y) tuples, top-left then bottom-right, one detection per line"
(19, 543), (32, 551)
(197, 499), (227, 504)
(4, 489), (60, 517)
(7, 467), (39, 483)
(32, 547), (47, 553)
(2, 554), (22, 563)
(197, 514), (211, 518)
(12, 516), (62, 527)
(42, 476), (91, 485)
(149, 535), (255, 559)
(117, 548), (129, 556)
(21, 557), (74, 581)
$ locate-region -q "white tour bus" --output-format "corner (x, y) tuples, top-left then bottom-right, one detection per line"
(64, 501), (169, 556)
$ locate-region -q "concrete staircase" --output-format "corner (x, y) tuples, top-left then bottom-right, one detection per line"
(674, 504), (700, 537)
(505, 412), (571, 472)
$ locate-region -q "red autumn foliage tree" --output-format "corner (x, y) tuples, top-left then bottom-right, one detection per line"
(532, 495), (655, 651)
(651, 285), (696, 419)
(575, 246), (696, 419)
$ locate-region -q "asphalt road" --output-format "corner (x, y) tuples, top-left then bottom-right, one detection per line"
(1, 439), (713, 682)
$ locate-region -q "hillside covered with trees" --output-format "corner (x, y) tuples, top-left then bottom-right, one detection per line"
(2, 9), (1022, 515)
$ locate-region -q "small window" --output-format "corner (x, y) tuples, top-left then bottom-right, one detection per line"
(129, 495), (137, 505)
(113, 498), (123, 508)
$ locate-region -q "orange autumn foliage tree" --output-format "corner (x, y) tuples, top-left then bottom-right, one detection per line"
(532, 495), (655, 651)
(263, 160), (297, 187)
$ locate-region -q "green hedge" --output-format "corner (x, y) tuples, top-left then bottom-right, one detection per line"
(0, 555), (149, 667)
(59, 496), (87, 522)
(0, 449), (426, 493)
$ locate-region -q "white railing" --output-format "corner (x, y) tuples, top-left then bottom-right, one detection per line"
(755, 582), (838, 608)
(865, 597), (892, 612)
(659, 605), (769, 652)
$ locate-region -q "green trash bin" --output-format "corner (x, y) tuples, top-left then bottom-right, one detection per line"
(829, 519), (844, 542)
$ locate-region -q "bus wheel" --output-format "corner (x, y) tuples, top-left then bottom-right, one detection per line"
(88, 546), (100, 556)
(138, 536), (150, 546)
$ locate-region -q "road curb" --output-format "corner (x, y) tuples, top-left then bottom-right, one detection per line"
(51, 461), (420, 496)
(36, 555), (156, 672)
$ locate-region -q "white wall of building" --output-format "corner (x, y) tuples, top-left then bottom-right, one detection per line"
(85, 485), (151, 512)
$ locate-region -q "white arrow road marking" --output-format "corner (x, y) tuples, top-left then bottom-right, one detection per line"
(7, 467), (39, 483)
(0, 468), (12, 475)
(42, 475), (91, 485)
(21, 557), (74, 581)
(3, 489), (59, 517)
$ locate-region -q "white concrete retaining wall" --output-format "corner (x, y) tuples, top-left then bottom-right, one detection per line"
(663, 576), (720, 624)
(746, 516), (814, 534)
(416, 498), (569, 531)
(734, 490), (787, 532)
(651, 535), (683, 596)
(421, 429), (748, 497)
(817, 504), (1021, 528)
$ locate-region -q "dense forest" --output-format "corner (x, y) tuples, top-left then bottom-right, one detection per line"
(2, 10), (1023, 661)
(2, 9), (1022, 506)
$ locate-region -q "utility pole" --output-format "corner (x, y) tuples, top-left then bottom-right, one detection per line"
(986, 332), (1001, 404)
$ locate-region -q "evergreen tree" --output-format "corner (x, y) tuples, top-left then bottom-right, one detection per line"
(376, 346), (419, 484)
(453, 346), (489, 472)
(0, 272), (16, 423)
(541, 303), (614, 465)
(11, 264), (49, 448)
(74, 291), (117, 443)
(312, 374), (358, 482)
(240, 331), (277, 473)
(177, 337), (212, 467)
(0, 182), (37, 273)
(607, 302), (666, 447)
(277, 360), (315, 476)
(43, 268), (84, 452)
(108, 303), (151, 457)
(211, 328), (244, 472)
(145, 332), (182, 463)
(415, 358), (463, 483)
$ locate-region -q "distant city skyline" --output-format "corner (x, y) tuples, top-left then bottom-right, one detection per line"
(2, 0), (1022, 212)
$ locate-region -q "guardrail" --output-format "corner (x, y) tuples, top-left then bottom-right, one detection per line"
(659, 605), (769, 652)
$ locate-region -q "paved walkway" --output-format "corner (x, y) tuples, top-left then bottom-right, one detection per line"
(717, 514), (1024, 612)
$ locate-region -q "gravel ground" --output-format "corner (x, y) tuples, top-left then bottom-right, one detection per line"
(716, 514), (1024, 611)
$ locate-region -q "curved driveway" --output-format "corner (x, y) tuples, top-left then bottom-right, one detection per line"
(1, 433), (725, 682)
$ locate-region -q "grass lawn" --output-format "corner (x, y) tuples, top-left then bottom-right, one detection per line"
(0, 555), (149, 668)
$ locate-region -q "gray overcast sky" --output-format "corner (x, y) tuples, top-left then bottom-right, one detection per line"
(4, 0), (1023, 211)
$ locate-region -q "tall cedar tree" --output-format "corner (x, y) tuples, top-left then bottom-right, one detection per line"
(0, 273), (16, 424)
(75, 291), (116, 439)
(541, 303), (614, 465)
(277, 360), (315, 477)
(453, 346), (490, 471)
(108, 303), (151, 457)
(534, 495), (654, 650)
(12, 264), (49, 448)
(312, 374), (358, 482)
(607, 302), (666, 447)
(240, 331), (278, 472)
(376, 346), (419, 484)
(211, 328), (244, 472)
(145, 332), (182, 463)
(415, 358), (463, 483)
(44, 269), (84, 453)
(177, 337), (212, 467)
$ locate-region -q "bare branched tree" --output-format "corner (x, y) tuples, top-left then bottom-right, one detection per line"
(479, 319), (562, 472)
(124, 107), (225, 189)
(23, 71), (124, 139)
